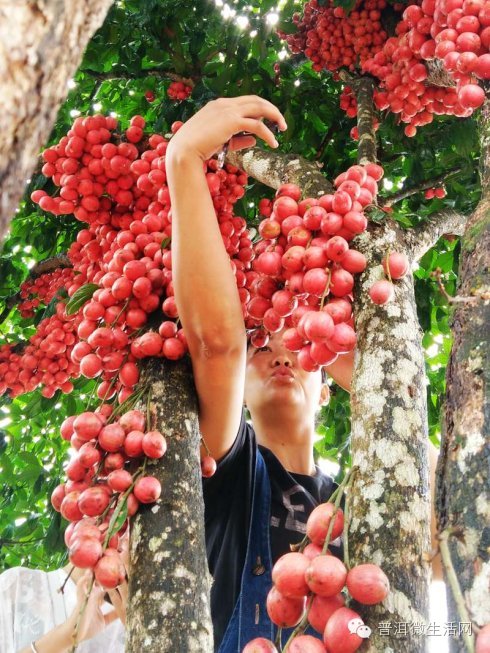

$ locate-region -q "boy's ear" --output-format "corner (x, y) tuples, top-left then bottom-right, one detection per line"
(319, 383), (330, 407)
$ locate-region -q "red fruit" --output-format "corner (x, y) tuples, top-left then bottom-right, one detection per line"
(476, 624), (490, 653)
(142, 430), (167, 458)
(162, 337), (186, 359)
(346, 563), (390, 605)
(305, 555), (348, 597)
(60, 415), (77, 441)
(69, 537), (103, 568)
(94, 552), (125, 589)
(341, 250), (367, 274)
(282, 328), (305, 352)
(306, 503), (344, 545)
(303, 542), (324, 560)
(458, 84), (485, 109)
(272, 552), (310, 598)
(303, 312), (335, 343)
(51, 484), (66, 512)
(119, 362), (139, 387)
(288, 635), (326, 652)
(303, 268), (330, 296)
(325, 236), (349, 262)
(98, 423), (126, 452)
(73, 412), (104, 441)
(323, 607), (365, 653)
(107, 469), (133, 492)
(330, 269), (354, 297)
(276, 183), (302, 201)
(78, 486), (111, 517)
(273, 196), (299, 221)
(78, 442), (102, 468)
(383, 252), (409, 279)
(201, 455), (217, 477)
(124, 430), (144, 457)
(364, 163), (383, 181)
(60, 491), (84, 522)
(243, 639), (279, 653)
(266, 586), (305, 627)
(323, 298), (352, 324)
(369, 280), (395, 305)
(308, 593), (345, 633)
(134, 475), (161, 503)
(119, 409), (145, 433)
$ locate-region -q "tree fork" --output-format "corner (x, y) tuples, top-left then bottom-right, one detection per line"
(438, 99), (490, 653)
(0, 0), (114, 243)
(126, 356), (213, 652)
(349, 78), (431, 652)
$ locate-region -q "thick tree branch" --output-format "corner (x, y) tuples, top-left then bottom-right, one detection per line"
(426, 59), (455, 88)
(83, 68), (195, 86)
(0, 0), (114, 243)
(226, 147), (333, 195)
(354, 76), (377, 165)
(403, 210), (468, 260)
(383, 167), (463, 206)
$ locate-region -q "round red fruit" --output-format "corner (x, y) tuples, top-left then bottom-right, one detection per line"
(369, 280), (395, 305)
(243, 638), (278, 653)
(272, 552), (310, 598)
(346, 563), (390, 605)
(323, 607), (366, 653)
(383, 252), (409, 279)
(134, 476), (161, 503)
(306, 503), (344, 545)
(266, 586), (305, 627)
(142, 430), (167, 458)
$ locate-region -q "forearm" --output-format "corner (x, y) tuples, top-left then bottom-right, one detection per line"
(17, 622), (72, 653)
(166, 151), (246, 351)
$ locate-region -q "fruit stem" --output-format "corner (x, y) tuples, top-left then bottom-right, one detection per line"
(385, 248), (392, 283)
(438, 528), (476, 653)
(321, 466), (357, 556)
(319, 267), (332, 310)
(275, 626), (283, 650)
(341, 468), (358, 571)
(69, 573), (95, 653)
(282, 594), (315, 652)
(200, 435), (212, 457)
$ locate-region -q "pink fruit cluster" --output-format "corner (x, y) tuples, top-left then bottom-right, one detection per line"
(363, 0), (489, 136)
(167, 81), (193, 101)
(16, 114), (249, 402)
(244, 501), (390, 653)
(0, 302), (82, 398)
(17, 267), (75, 318)
(51, 407), (164, 588)
(244, 163), (384, 372)
(280, 0), (389, 73)
(425, 185), (447, 198)
(368, 251), (410, 305)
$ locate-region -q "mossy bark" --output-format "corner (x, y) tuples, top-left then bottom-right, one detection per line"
(350, 220), (432, 653)
(126, 357), (213, 652)
(438, 102), (490, 649)
(0, 0), (113, 242)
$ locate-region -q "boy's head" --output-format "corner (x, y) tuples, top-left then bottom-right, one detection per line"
(244, 330), (330, 423)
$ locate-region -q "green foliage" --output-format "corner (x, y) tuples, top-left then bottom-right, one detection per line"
(0, 0), (481, 570)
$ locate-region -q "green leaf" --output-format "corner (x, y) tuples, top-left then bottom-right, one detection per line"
(65, 283), (99, 315)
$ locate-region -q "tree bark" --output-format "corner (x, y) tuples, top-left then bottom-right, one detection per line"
(438, 100), (490, 653)
(349, 220), (432, 653)
(226, 148), (333, 195)
(0, 0), (114, 243)
(126, 357), (213, 652)
(347, 77), (431, 652)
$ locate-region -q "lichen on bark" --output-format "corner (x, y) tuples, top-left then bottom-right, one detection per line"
(126, 356), (213, 652)
(0, 0), (114, 242)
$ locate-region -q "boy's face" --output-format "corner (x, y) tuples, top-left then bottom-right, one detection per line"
(244, 330), (324, 419)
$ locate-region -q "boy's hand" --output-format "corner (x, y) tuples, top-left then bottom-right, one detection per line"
(166, 95), (287, 162)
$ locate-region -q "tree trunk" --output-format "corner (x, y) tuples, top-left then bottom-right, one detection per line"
(0, 0), (114, 242)
(349, 221), (432, 653)
(438, 101), (490, 653)
(126, 357), (213, 652)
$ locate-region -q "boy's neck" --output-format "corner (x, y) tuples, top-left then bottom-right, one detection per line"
(251, 411), (316, 475)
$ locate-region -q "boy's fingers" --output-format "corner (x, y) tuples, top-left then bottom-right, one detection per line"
(240, 118), (279, 149)
(228, 135), (256, 151)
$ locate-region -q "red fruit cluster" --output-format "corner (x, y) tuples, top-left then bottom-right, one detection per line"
(363, 0), (489, 136)
(280, 0), (389, 73)
(245, 163), (384, 372)
(25, 114), (250, 402)
(247, 501), (390, 652)
(52, 407), (165, 588)
(167, 81), (193, 101)
(18, 268), (75, 318)
(0, 302), (81, 398)
(425, 185), (447, 198)
(340, 86), (358, 118)
(369, 251), (410, 305)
